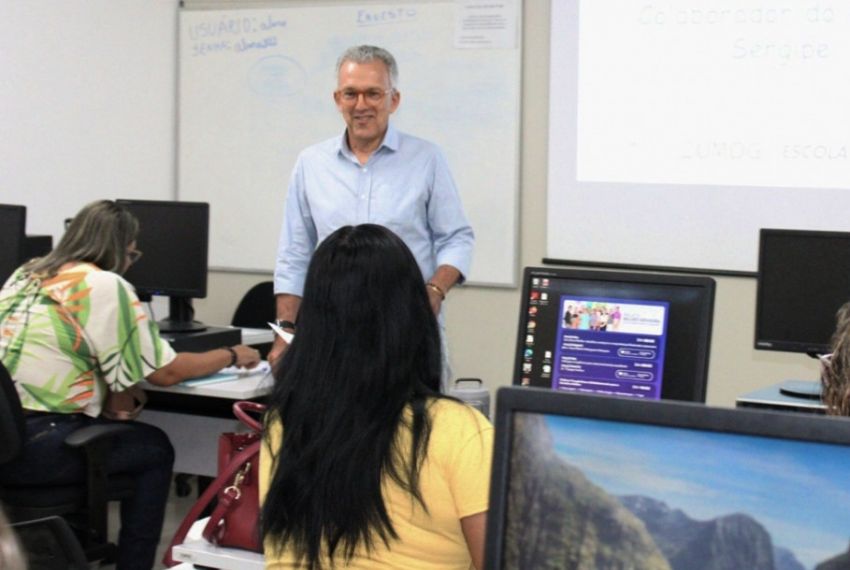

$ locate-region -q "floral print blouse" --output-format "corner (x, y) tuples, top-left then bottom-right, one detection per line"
(0, 263), (176, 417)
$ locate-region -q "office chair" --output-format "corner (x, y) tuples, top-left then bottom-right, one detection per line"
(231, 280), (275, 329)
(11, 515), (88, 570)
(231, 279), (275, 364)
(0, 362), (135, 564)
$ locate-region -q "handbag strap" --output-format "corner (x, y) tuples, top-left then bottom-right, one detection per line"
(200, 454), (257, 545)
(234, 401), (266, 432)
(162, 441), (261, 567)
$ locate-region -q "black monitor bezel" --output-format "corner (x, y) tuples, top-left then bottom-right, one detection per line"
(116, 199), (210, 299)
(0, 204), (27, 284)
(754, 228), (850, 355)
(484, 386), (850, 570)
(512, 267), (716, 402)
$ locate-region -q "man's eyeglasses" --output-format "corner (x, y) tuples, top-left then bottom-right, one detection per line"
(127, 249), (143, 264)
(337, 88), (393, 105)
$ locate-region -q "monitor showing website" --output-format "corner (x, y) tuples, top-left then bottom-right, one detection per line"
(485, 388), (850, 570)
(514, 268), (715, 402)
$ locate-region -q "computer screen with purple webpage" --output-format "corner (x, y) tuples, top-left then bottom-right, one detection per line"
(485, 388), (850, 570)
(514, 267), (714, 402)
(556, 296), (668, 399)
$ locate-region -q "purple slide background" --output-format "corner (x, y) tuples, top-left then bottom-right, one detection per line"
(552, 296), (669, 399)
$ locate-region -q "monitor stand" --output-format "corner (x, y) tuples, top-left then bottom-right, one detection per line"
(157, 296), (207, 333)
(778, 380), (822, 400)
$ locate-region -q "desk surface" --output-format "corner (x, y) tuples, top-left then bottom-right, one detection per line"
(161, 325), (275, 353)
(736, 381), (826, 414)
(239, 326), (275, 346)
(147, 326), (275, 399)
(173, 518), (264, 570)
(142, 368), (272, 400)
(137, 327), (275, 476)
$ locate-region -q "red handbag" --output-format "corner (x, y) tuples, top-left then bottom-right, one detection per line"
(163, 401), (266, 567)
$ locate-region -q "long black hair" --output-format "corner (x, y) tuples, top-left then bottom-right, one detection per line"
(262, 224), (443, 568)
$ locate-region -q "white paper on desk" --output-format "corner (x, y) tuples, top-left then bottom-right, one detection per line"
(268, 321), (294, 343)
(181, 361), (271, 387)
(219, 360), (271, 377)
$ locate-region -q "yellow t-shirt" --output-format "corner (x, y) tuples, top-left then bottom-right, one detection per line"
(260, 398), (494, 569)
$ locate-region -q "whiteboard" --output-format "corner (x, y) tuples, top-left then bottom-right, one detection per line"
(178, 2), (521, 286)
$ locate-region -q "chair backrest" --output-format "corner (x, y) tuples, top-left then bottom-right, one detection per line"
(231, 281), (275, 328)
(0, 362), (25, 464)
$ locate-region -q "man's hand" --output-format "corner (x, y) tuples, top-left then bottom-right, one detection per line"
(267, 336), (289, 367)
(426, 265), (461, 316)
(427, 286), (443, 315)
(270, 293), (302, 367)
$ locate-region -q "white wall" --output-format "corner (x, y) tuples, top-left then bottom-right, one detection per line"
(4, 1), (820, 407)
(0, 1), (178, 236)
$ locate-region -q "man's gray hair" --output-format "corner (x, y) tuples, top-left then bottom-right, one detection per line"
(336, 45), (398, 90)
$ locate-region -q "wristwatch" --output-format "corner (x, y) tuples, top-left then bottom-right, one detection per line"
(276, 319), (297, 330)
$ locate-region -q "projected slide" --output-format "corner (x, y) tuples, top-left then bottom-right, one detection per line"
(576, 0), (849, 190)
(553, 297), (669, 399)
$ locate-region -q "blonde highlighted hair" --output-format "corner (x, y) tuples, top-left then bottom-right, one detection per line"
(24, 200), (139, 279)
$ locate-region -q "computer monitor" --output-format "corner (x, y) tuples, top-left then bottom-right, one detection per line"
(755, 229), (850, 356)
(485, 387), (850, 570)
(514, 267), (715, 402)
(0, 205), (26, 285)
(117, 199), (210, 332)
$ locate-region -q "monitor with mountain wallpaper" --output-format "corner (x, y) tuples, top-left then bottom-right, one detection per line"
(485, 387), (850, 570)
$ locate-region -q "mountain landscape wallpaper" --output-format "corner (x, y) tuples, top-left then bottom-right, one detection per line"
(502, 413), (850, 569)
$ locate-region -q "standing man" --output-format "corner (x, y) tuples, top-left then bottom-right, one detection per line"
(269, 45), (474, 380)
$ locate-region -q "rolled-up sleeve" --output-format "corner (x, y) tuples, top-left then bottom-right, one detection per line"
(274, 155), (318, 297)
(428, 150), (474, 283)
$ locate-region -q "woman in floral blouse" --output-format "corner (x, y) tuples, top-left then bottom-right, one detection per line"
(0, 200), (260, 570)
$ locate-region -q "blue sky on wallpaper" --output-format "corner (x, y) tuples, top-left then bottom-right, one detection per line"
(541, 414), (850, 569)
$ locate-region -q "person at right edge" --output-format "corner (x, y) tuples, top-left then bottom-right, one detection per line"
(820, 301), (850, 414)
(260, 224), (493, 569)
(269, 45), (474, 391)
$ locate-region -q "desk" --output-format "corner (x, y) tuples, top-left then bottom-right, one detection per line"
(137, 326), (275, 476)
(139, 373), (272, 476)
(736, 381), (826, 414)
(239, 327), (275, 346)
(172, 517), (264, 569)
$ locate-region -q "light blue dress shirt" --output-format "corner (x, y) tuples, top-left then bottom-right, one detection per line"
(274, 125), (474, 297)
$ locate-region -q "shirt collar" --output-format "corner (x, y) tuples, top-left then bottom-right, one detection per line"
(337, 124), (399, 161)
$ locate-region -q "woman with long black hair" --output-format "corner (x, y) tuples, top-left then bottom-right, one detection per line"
(260, 224), (492, 569)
